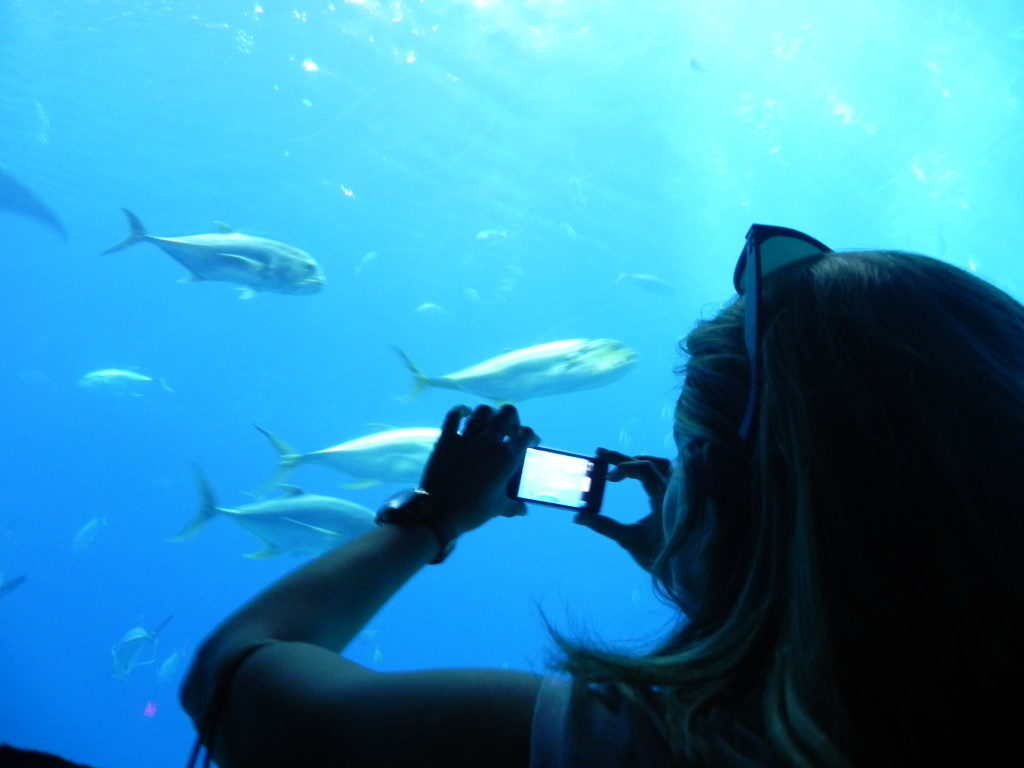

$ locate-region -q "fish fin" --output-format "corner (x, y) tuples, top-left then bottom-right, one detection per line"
(280, 518), (340, 536)
(158, 377), (174, 393)
(278, 484), (306, 497)
(244, 544), (280, 559)
(214, 221), (234, 233)
(390, 346), (431, 402)
(168, 466), (220, 542)
(100, 208), (147, 255)
(179, 273), (205, 283)
(237, 287), (258, 300)
(221, 254), (264, 269)
(342, 479), (380, 490)
(253, 426), (302, 489)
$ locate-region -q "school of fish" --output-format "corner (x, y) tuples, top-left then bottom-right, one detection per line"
(3, 171), (644, 678)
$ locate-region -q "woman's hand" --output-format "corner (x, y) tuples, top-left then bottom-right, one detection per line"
(572, 449), (671, 573)
(420, 404), (540, 536)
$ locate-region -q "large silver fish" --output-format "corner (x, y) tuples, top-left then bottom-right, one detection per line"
(254, 425), (440, 489)
(394, 338), (636, 403)
(101, 209), (324, 296)
(172, 467), (375, 559)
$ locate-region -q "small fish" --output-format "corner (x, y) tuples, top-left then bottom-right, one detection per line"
(112, 616), (172, 679)
(568, 176), (586, 206)
(616, 272), (674, 296)
(475, 229), (508, 240)
(354, 251), (378, 275)
(0, 573), (26, 600)
(101, 209), (324, 296)
(0, 165), (67, 240)
(172, 467), (376, 559)
(414, 302), (444, 315)
(157, 649), (185, 683)
(393, 338), (637, 404)
(77, 369), (172, 396)
(73, 516), (108, 550)
(689, 55), (705, 72)
(254, 426), (440, 489)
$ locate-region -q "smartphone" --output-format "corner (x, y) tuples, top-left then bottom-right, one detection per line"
(507, 446), (608, 514)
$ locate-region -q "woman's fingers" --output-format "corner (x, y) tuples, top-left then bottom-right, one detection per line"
(486, 403), (520, 438)
(634, 455), (672, 477)
(440, 405), (470, 435)
(462, 404), (495, 438)
(508, 425), (540, 454)
(596, 447), (632, 465)
(606, 458), (670, 498)
(599, 449), (671, 482)
(574, 513), (659, 572)
(573, 512), (632, 545)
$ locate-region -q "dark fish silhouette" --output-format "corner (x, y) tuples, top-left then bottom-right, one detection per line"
(0, 166), (67, 240)
(0, 574), (26, 600)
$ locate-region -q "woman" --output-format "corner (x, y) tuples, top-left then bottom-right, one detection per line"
(181, 228), (1024, 767)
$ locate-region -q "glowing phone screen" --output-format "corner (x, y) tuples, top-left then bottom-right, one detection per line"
(517, 448), (594, 509)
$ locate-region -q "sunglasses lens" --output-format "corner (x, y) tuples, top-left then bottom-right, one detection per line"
(734, 225), (833, 294)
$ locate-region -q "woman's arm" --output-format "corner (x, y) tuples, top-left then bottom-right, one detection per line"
(180, 405), (544, 768)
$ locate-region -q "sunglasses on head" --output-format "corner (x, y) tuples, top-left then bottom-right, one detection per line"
(732, 224), (833, 443)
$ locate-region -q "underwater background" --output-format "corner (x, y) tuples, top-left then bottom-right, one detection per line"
(1, 1), (1021, 766)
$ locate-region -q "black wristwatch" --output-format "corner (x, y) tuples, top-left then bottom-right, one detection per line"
(376, 489), (457, 564)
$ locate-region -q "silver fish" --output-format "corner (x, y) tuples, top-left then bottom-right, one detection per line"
(112, 615), (172, 679)
(73, 516), (108, 550)
(77, 369), (172, 396)
(101, 209), (324, 296)
(615, 272), (674, 296)
(254, 426), (440, 489)
(393, 338), (636, 403)
(157, 649), (185, 684)
(172, 467), (375, 559)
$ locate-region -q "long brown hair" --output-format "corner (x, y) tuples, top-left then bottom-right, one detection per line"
(551, 251), (1024, 766)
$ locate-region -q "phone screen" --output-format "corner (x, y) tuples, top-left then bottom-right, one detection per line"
(508, 446), (607, 513)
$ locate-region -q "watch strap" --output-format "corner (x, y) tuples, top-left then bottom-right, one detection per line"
(376, 489), (457, 564)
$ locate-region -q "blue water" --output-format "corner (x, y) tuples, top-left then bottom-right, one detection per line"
(1, 1), (1021, 765)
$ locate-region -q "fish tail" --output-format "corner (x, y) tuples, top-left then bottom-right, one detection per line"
(100, 208), (148, 255)
(169, 466), (219, 542)
(253, 425), (302, 488)
(390, 346), (430, 402)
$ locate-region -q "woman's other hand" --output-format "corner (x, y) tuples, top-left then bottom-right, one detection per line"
(572, 449), (671, 572)
(420, 404), (539, 535)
